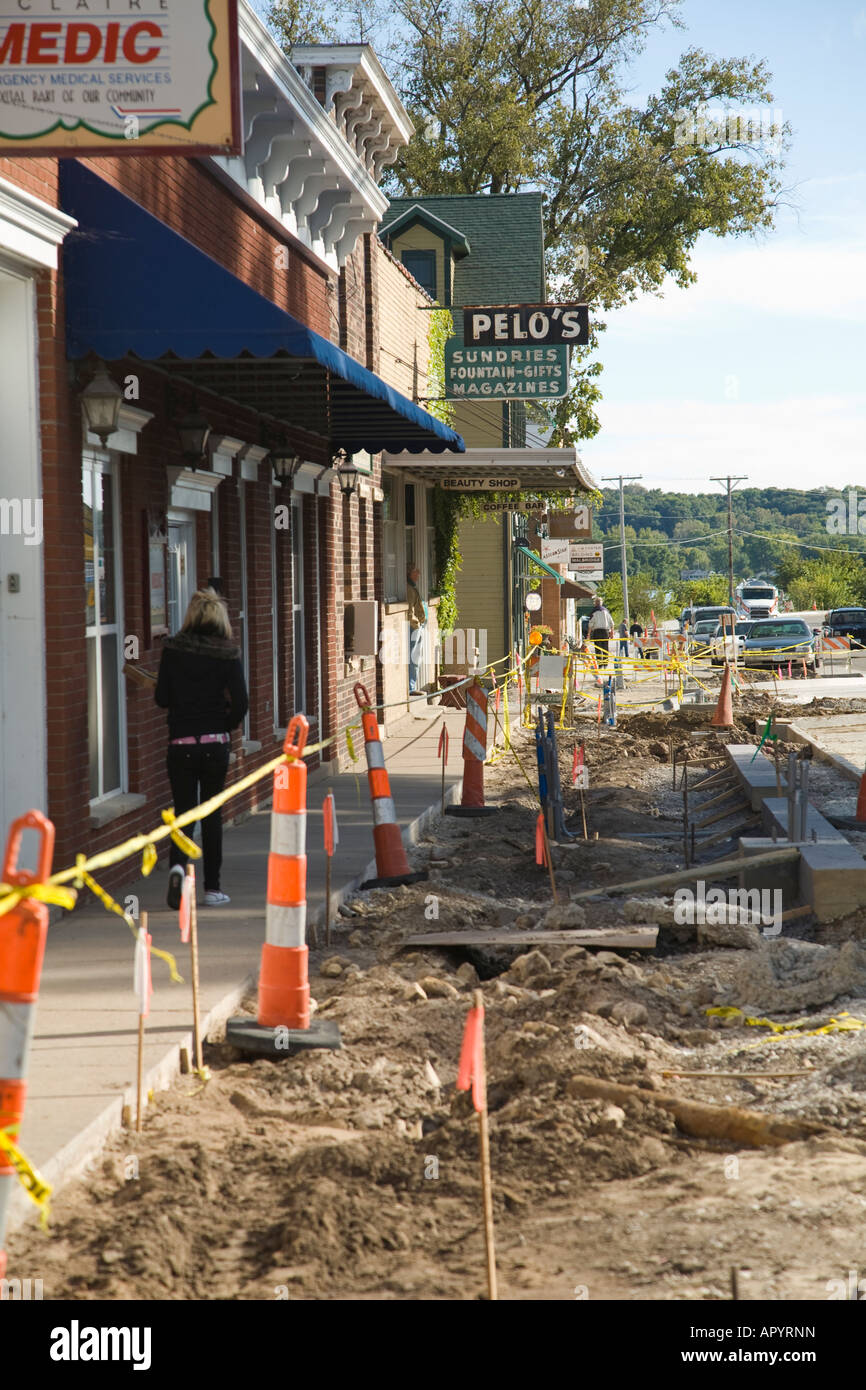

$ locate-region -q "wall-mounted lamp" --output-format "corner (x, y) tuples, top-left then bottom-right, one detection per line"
(176, 405), (212, 465)
(337, 458), (359, 498)
(270, 446), (302, 486)
(79, 359), (123, 446)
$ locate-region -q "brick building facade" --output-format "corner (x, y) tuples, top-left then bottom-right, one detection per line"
(0, 11), (462, 889)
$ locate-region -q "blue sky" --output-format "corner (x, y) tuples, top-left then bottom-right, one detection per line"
(252, 0), (863, 494)
(579, 0), (866, 493)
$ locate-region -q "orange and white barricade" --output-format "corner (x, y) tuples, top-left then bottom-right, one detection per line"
(0, 811), (53, 1278)
(226, 716), (341, 1057)
(446, 680), (497, 817)
(354, 683), (427, 889)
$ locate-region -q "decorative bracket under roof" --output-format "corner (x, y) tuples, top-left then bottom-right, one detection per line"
(208, 6), (411, 273)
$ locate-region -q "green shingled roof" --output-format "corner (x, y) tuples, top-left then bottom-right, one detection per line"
(380, 193), (545, 308)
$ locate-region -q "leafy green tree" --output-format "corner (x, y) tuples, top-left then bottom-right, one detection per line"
(266, 0), (787, 444)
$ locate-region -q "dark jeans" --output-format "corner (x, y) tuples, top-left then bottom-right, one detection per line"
(166, 742), (230, 892)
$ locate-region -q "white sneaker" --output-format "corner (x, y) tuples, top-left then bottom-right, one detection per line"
(203, 890), (231, 906)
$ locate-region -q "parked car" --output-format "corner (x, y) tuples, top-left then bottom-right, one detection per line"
(679, 604), (738, 632)
(824, 607), (866, 649)
(742, 618), (820, 672)
(687, 618), (720, 650)
(710, 620), (753, 665)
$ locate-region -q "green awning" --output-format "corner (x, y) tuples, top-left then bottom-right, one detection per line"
(516, 545), (564, 584)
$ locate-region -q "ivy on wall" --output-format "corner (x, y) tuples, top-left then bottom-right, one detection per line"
(424, 306), (454, 426)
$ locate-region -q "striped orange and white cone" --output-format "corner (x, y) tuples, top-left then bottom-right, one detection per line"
(446, 680), (497, 817)
(354, 683), (428, 890)
(0, 811), (53, 1281)
(226, 715), (341, 1058)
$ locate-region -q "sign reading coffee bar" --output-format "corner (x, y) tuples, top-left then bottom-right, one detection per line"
(0, 0), (240, 154)
(444, 342), (569, 400)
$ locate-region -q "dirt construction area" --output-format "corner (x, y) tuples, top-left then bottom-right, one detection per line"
(10, 693), (866, 1302)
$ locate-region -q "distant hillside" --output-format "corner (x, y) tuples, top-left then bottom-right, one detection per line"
(592, 485), (866, 617)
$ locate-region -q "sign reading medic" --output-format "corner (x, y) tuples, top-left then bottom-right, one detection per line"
(0, 0), (240, 155)
(463, 303), (589, 347)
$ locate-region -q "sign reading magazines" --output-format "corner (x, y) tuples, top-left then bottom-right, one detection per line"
(0, 0), (240, 154)
(445, 341), (569, 400)
(463, 304), (589, 347)
(569, 542), (604, 581)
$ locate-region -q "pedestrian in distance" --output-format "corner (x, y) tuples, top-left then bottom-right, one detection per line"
(630, 615), (645, 658)
(155, 587), (249, 909)
(617, 617), (629, 659)
(407, 563), (428, 694)
(587, 595), (615, 660)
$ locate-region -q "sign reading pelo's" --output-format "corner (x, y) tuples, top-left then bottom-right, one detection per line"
(464, 304), (589, 346)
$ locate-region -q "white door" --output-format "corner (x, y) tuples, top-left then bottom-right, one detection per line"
(0, 266), (45, 839)
(166, 511), (197, 636)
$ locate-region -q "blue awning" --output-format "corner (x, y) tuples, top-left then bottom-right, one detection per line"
(59, 161), (464, 456)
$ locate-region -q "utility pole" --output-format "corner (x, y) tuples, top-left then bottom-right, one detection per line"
(602, 474), (642, 631)
(710, 475), (748, 607)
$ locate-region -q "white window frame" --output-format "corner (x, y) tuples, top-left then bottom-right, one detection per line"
(84, 449), (127, 805)
(382, 470), (405, 604)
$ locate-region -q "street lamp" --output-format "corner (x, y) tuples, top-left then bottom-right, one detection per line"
(79, 360), (123, 446)
(335, 454), (359, 498)
(175, 405), (212, 464)
(270, 446), (302, 486)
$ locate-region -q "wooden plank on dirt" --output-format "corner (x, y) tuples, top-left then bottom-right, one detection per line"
(403, 927), (658, 950)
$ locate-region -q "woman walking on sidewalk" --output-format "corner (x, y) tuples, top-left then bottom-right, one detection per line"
(155, 587), (248, 909)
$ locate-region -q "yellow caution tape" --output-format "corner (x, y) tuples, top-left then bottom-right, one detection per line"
(0, 1126), (51, 1229)
(141, 843), (157, 877)
(161, 809), (202, 860)
(706, 1005), (866, 1044)
(72, 858), (183, 984)
(0, 881), (77, 915)
(345, 726), (359, 762)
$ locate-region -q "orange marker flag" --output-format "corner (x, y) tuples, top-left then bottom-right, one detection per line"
(535, 812), (547, 866)
(178, 869), (192, 943)
(437, 724), (449, 763)
(323, 792), (338, 857)
(456, 1000), (486, 1112)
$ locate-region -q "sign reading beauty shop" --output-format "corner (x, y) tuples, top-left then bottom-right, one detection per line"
(0, 0), (241, 155)
(464, 304), (589, 347)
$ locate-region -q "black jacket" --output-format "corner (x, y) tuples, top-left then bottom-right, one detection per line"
(155, 629), (249, 739)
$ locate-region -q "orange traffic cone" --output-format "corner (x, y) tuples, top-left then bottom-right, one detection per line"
(354, 683), (428, 889)
(710, 662), (733, 728)
(446, 681), (497, 817)
(226, 716), (341, 1057)
(857, 763), (866, 823)
(0, 811), (54, 1279)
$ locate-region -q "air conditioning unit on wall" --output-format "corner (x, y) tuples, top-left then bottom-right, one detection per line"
(344, 600), (379, 657)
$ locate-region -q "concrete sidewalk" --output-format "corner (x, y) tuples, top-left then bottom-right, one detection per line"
(10, 703), (469, 1227)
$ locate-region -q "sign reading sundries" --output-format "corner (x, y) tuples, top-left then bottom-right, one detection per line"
(0, 0), (240, 154)
(445, 342), (569, 400)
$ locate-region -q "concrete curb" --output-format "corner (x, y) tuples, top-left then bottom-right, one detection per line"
(784, 721), (861, 784)
(7, 776), (465, 1232)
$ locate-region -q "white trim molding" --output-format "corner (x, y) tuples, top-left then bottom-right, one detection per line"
(166, 466), (224, 512)
(84, 403), (153, 456)
(207, 5), (410, 271)
(0, 174), (76, 271)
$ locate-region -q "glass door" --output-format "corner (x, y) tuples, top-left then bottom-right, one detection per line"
(166, 511), (197, 637)
(291, 498), (305, 715)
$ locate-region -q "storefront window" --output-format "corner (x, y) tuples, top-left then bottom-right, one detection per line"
(83, 454), (124, 801)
